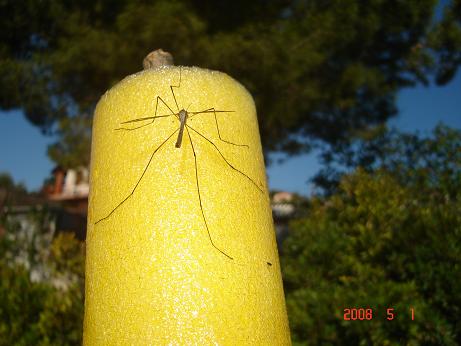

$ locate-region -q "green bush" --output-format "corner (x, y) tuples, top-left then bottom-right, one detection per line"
(0, 210), (84, 346)
(282, 168), (460, 345)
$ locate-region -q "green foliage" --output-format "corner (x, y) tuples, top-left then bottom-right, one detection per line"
(47, 116), (92, 168)
(0, 172), (27, 195)
(0, 210), (84, 346)
(0, 265), (51, 346)
(282, 127), (461, 344)
(315, 124), (461, 195)
(430, 0), (461, 84)
(1, 1), (461, 166)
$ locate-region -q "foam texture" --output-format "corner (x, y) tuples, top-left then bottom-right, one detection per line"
(83, 66), (291, 345)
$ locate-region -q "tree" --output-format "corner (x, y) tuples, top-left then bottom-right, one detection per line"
(47, 116), (92, 168)
(313, 124), (461, 194)
(1, 0), (460, 167)
(0, 172), (30, 212)
(0, 173), (27, 194)
(281, 126), (461, 345)
(430, 0), (461, 84)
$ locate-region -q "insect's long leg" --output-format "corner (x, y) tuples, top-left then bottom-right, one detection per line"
(186, 126), (233, 260)
(188, 109), (234, 119)
(95, 128), (179, 224)
(155, 95), (178, 120)
(193, 108), (248, 147)
(115, 114), (173, 131)
(170, 67), (182, 112)
(186, 124), (265, 193)
(115, 92), (178, 131)
(188, 107), (213, 118)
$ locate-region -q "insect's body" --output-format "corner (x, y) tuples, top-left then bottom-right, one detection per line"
(175, 109), (188, 148)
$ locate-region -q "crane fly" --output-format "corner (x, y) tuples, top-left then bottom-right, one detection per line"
(94, 67), (265, 260)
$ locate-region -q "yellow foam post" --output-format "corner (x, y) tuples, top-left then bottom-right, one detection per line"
(84, 51), (291, 345)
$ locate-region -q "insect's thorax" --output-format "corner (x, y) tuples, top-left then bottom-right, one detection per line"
(179, 109), (188, 122)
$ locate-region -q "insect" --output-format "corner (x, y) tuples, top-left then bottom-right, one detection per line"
(94, 67), (265, 260)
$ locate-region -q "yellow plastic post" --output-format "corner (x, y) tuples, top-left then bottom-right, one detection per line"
(83, 51), (291, 345)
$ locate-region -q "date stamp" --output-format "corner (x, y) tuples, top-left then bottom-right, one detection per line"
(343, 307), (415, 321)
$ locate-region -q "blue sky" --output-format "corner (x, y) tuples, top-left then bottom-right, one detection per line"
(0, 71), (460, 193)
(0, 109), (55, 190)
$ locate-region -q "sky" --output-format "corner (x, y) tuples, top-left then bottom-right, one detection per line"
(0, 71), (460, 194)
